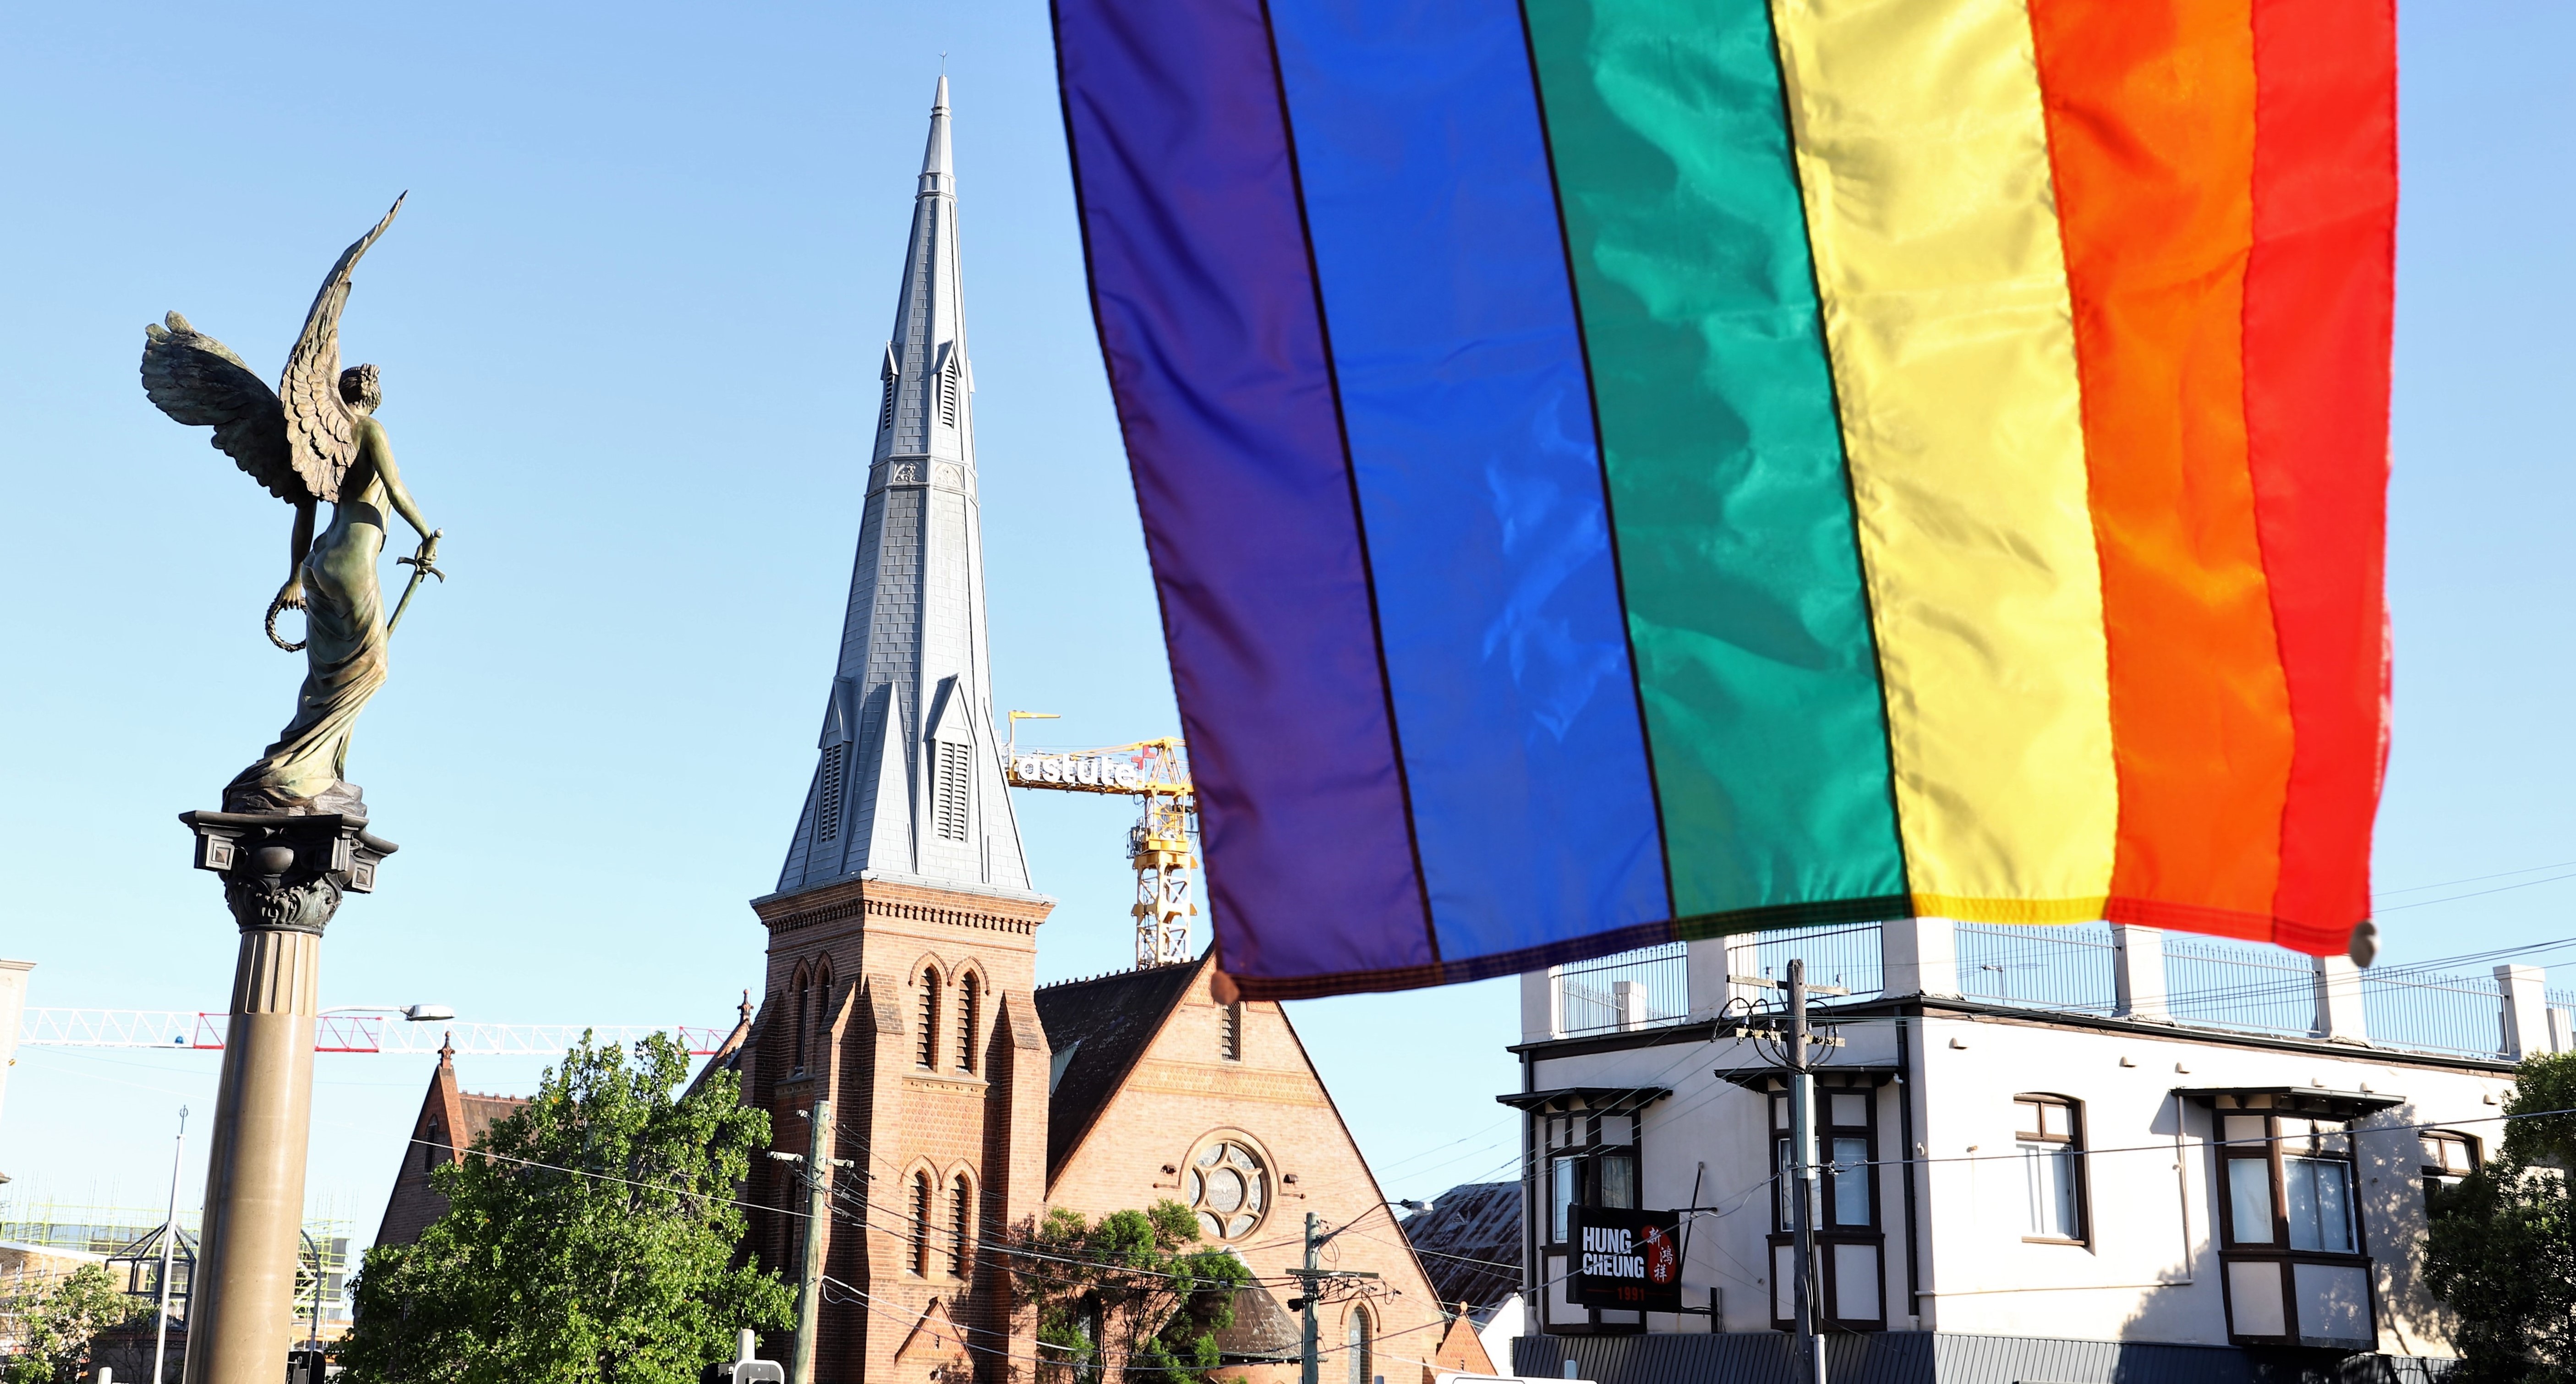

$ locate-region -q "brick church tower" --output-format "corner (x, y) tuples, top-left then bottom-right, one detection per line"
(749, 77), (1053, 1384)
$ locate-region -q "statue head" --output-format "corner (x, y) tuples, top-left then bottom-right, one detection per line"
(339, 363), (382, 414)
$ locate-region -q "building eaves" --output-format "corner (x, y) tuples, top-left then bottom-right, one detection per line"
(1510, 995), (2521, 1075)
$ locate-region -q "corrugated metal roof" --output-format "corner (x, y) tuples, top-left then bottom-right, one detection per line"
(1403, 1180), (1522, 1312)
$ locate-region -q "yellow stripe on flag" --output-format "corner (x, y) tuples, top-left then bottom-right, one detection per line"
(1768, 0), (2115, 919)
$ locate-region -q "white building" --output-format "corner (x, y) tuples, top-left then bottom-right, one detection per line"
(1501, 919), (2555, 1380)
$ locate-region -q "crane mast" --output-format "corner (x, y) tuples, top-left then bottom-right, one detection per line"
(1003, 719), (1199, 968)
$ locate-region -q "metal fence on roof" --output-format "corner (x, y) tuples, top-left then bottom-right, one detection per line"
(2161, 934), (2321, 1036)
(1556, 941), (1687, 1035)
(1745, 924), (1887, 1003)
(1954, 922), (2118, 1013)
(2362, 969), (2507, 1059)
(1544, 919), (2543, 1061)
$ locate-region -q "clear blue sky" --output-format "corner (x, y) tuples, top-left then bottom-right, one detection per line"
(1, 1), (2570, 1247)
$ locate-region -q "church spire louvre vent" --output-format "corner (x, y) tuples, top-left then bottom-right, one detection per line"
(770, 75), (1034, 901)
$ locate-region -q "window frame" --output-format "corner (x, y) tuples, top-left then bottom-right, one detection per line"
(2208, 1103), (2374, 1349)
(1528, 1103), (1652, 1337)
(949, 1174), (974, 1278)
(2013, 1094), (2089, 1246)
(957, 971), (981, 1074)
(1764, 1076), (1888, 1334)
(916, 967), (942, 1070)
(1343, 1303), (1373, 1384)
(1182, 1132), (1276, 1243)
(790, 963), (812, 1076)
(2420, 1130), (2478, 1209)
(1539, 1144), (1638, 1248)
(909, 1171), (935, 1276)
(1219, 999), (1244, 1063)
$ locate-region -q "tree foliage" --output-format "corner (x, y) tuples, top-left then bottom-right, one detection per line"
(339, 1032), (793, 1384)
(2425, 1050), (2576, 1382)
(1009, 1201), (1250, 1384)
(2, 1264), (143, 1384)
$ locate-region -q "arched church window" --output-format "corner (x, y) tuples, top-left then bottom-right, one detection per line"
(1219, 1000), (1243, 1062)
(949, 1174), (973, 1276)
(917, 968), (941, 1069)
(791, 964), (812, 1074)
(911, 1172), (934, 1275)
(1345, 1306), (1372, 1384)
(1182, 1138), (1271, 1242)
(809, 960), (833, 1071)
(957, 973), (981, 1072)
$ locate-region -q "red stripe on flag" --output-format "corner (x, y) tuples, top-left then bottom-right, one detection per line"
(2244, 0), (2396, 952)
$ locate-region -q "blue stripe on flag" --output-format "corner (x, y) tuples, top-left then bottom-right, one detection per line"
(1267, 0), (1672, 957)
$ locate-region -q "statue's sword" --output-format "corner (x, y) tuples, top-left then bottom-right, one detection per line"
(388, 528), (445, 638)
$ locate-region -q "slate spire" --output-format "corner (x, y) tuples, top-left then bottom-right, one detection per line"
(773, 77), (1032, 898)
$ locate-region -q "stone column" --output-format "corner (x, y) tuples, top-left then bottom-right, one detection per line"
(2313, 955), (2368, 1042)
(179, 811), (392, 1384)
(2498, 963), (2550, 1061)
(2110, 924), (2166, 1020)
(1881, 916), (1958, 998)
(0, 958), (31, 1166)
(1685, 938), (1729, 1019)
(1520, 968), (1557, 1043)
(1613, 979), (1649, 1031)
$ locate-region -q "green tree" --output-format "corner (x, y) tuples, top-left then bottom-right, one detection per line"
(1009, 1201), (1250, 1384)
(340, 1032), (793, 1384)
(3, 1264), (142, 1384)
(2425, 1050), (2576, 1382)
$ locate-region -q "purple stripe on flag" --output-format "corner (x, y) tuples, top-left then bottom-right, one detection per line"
(1053, 0), (1435, 981)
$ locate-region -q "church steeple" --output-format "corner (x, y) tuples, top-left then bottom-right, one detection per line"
(773, 77), (1032, 899)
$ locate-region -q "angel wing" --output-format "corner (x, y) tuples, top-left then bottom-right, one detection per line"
(140, 312), (305, 504)
(279, 193), (405, 503)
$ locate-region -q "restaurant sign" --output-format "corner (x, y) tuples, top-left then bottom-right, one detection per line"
(1567, 1206), (1683, 1311)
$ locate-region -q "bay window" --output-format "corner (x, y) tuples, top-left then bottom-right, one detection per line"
(1500, 1087), (1668, 1336)
(1764, 1076), (1887, 1332)
(2197, 1090), (2394, 1351)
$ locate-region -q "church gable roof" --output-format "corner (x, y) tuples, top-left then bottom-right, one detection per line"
(375, 1041), (530, 1248)
(1032, 960), (1202, 1176)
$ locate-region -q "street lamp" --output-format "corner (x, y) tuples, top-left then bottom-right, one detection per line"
(320, 1003), (454, 1022)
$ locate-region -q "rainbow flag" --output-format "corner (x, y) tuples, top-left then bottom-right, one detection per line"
(1052, 0), (2395, 998)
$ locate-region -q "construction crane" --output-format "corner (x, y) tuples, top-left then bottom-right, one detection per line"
(18, 1010), (730, 1056)
(1004, 712), (1198, 968)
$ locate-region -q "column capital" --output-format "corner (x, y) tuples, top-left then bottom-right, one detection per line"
(180, 810), (397, 934)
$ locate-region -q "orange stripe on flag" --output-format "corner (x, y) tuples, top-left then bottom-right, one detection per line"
(2029, 0), (2291, 940)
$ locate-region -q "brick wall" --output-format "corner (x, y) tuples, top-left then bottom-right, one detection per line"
(751, 875), (1054, 1384)
(1045, 962), (1454, 1384)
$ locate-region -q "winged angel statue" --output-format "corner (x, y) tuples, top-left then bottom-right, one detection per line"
(140, 197), (441, 816)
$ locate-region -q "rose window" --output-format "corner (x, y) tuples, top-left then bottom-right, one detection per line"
(1184, 1140), (1270, 1241)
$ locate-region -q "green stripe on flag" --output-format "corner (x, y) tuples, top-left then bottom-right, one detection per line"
(1522, 0), (1908, 922)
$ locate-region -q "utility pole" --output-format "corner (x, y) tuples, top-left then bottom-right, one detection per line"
(1788, 959), (1824, 1384)
(152, 1105), (188, 1384)
(790, 1098), (832, 1384)
(1283, 1207), (1390, 1384)
(1299, 1211), (1321, 1384)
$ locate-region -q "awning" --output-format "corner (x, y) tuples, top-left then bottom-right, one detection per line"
(1495, 1086), (1672, 1116)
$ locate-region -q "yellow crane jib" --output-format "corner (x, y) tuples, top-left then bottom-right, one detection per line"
(1001, 732), (1199, 969)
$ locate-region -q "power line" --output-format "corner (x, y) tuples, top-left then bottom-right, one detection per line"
(2376, 859), (2576, 898)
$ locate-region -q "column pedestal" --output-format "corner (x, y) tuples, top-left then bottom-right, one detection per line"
(177, 810), (394, 1384)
